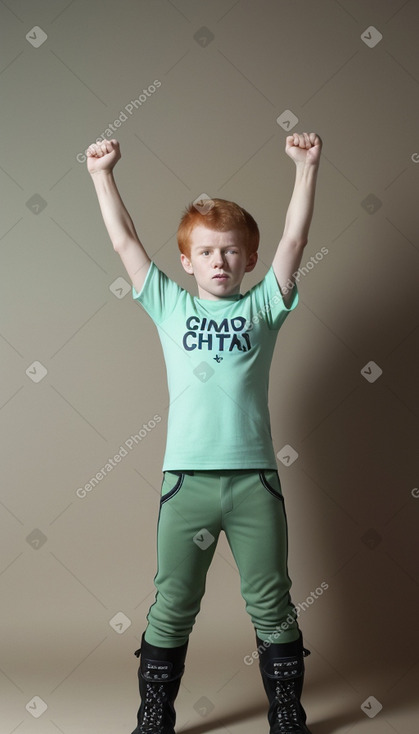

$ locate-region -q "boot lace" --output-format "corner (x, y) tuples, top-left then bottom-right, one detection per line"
(139, 681), (166, 734)
(274, 679), (305, 733)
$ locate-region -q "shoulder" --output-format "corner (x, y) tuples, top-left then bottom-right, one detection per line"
(244, 266), (299, 329)
(133, 261), (184, 299)
(132, 261), (189, 323)
(243, 266), (281, 301)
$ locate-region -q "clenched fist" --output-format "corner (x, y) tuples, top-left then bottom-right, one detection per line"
(285, 132), (322, 166)
(86, 138), (121, 175)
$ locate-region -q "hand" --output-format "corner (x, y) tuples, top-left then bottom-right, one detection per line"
(285, 132), (322, 167)
(86, 138), (121, 175)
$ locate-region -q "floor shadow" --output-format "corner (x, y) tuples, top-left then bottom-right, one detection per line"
(178, 702), (265, 734)
(179, 700), (364, 734)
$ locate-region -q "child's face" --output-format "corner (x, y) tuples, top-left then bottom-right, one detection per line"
(180, 225), (257, 300)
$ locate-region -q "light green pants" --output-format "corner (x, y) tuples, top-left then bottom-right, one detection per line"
(144, 469), (300, 647)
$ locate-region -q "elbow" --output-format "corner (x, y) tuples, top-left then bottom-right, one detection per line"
(289, 237), (308, 251)
(282, 230), (308, 251)
(113, 238), (128, 253)
(289, 242), (308, 252)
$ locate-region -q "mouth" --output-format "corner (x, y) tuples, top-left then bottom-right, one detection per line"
(212, 274), (229, 280)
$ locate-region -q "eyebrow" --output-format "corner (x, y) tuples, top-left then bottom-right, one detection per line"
(195, 244), (239, 250)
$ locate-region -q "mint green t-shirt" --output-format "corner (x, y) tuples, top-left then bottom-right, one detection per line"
(132, 261), (298, 470)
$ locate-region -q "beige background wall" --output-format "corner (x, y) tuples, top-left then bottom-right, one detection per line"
(0, 1), (418, 733)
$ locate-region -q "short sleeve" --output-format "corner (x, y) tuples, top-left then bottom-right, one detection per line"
(248, 265), (299, 330)
(132, 261), (184, 325)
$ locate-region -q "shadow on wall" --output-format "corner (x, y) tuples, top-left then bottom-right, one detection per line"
(271, 236), (419, 730)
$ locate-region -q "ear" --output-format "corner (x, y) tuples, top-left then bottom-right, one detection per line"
(245, 251), (258, 273)
(180, 253), (194, 275)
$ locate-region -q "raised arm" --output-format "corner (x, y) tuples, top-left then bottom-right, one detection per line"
(272, 132), (322, 308)
(86, 139), (151, 294)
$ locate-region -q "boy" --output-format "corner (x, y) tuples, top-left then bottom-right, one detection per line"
(86, 131), (322, 734)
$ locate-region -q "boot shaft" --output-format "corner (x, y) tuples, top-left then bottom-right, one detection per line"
(131, 634), (188, 734)
(257, 633), (312, 734)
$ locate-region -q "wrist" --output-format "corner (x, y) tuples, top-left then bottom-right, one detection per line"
(294, 158), (320, 171)
(89, 168), (115, 179)
(294, 160), (319, 183)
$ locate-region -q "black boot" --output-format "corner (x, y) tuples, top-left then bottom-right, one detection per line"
(131, 633), (188, 734)
(257, 632), (312, 734)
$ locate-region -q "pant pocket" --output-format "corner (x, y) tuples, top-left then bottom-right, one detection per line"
(259, 469), (284, 501)
(160, 471), (185, 505)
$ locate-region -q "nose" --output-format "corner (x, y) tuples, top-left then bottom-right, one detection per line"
(212, 249), (224, 267)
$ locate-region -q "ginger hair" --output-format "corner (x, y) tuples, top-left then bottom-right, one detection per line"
(177, 198), (259, 258)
